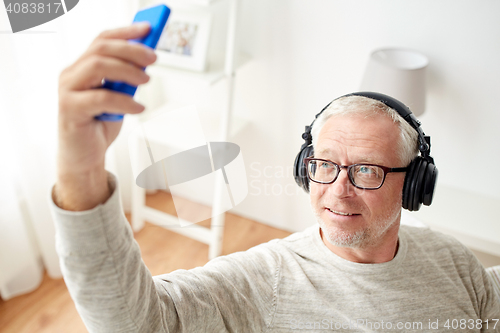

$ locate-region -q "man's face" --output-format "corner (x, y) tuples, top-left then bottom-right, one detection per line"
(309, 113), (406, 248)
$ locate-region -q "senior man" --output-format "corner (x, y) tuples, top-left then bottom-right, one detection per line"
(51, 24), (500, 332)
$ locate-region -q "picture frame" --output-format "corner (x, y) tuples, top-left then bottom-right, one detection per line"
(156, 9), (212, 72)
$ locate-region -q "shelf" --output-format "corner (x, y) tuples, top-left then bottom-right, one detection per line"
(200, 112), (249, 140)
(135, 103), (249, 151)
(143, 207), (212, 243)
(147, 53), (251, 86)
(147, 64), (224, 86)
(132, 0), (242, 260)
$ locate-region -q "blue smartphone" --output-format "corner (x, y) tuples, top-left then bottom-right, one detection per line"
(95, 4), (170, 122)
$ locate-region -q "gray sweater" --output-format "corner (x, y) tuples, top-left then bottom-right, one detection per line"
(51, 173), (500, 332)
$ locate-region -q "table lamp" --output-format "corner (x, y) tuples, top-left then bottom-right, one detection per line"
(360, 48), (429, 116)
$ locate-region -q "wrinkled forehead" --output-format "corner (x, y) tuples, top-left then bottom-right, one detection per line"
(315, 114), (401, 165)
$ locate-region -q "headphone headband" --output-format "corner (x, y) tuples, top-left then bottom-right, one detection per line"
(305, 91), (432, 161)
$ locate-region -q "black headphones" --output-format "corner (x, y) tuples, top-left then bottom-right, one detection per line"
(293, 91), (438, 211)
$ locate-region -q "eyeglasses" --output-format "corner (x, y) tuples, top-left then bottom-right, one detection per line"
(304, 157), (409, 190)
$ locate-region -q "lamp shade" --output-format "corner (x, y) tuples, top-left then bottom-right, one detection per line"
(360, 48), (428, 116)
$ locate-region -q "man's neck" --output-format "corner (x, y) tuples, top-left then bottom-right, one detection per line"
(320, 224), (400, 264)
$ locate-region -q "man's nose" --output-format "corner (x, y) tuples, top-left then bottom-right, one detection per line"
(327, 169), (356, 198)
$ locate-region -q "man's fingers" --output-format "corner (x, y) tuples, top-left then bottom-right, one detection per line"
(97, 22), (151, 41)
(58, 23), (153, 122)
(85, 39), (157, 69)
(61, 90), (145, 119)
(85, 89), (145, 116)
(64, 56), (150, 91)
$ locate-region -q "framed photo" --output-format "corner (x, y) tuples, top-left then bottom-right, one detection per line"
(156, 10), (212, 72)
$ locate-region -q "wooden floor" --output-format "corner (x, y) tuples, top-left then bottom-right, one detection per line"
(0, 191), (291, 333)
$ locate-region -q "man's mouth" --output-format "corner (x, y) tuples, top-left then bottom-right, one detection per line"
(326, 207), (359, 216)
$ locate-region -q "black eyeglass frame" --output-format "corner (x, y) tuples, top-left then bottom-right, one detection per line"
(304, 157), (409, 190)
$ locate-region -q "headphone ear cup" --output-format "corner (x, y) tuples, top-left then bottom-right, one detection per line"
(406, 158), (423, 211)
(412, 158), (428, 211)
(402, 158), (417, 210)
(293, 145), (314, 193)
(408, 156), (422, 211)
(402, 157), (438, 211)
(407, 159), (419, 211)
(422, 162), (438, 206)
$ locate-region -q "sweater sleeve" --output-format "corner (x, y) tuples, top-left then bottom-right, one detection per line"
(465, 248), (500, 332)
(50, 172), (279, 333)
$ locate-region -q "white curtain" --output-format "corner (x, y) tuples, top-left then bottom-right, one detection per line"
(0, 0), (138, 300)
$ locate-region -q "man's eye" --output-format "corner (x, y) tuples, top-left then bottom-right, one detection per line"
(359, 166), (375, 174)
(320, 162), (330, 168)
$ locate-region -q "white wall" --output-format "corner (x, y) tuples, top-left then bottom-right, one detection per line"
(2, 0), (497, 255)
(219, 0), (500, 233)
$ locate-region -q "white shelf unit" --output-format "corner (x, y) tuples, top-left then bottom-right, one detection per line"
(131, 0), (244, 260)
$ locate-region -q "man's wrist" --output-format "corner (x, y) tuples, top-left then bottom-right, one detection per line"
(54, 167), (112, 211)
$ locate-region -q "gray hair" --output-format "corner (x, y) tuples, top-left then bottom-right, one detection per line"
(310, 95), (419, 166)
